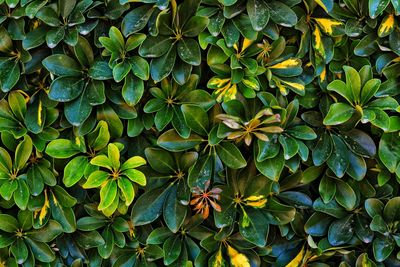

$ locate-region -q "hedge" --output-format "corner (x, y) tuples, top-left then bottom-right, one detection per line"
(0, 0), (400, 266)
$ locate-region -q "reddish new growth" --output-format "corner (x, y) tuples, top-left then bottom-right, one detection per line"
(190, 181), (222, 219)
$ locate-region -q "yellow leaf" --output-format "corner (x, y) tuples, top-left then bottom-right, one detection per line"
(320, 67), (326, 82)
(378, 14), (395, 37)
(270, 58), (301, 69)
(244, 195), (267, 208)
(315, 18), (343, 35)
(242, 78), (259, 90)
(212, 247), (224, 267)
(281, 80), (305, 91)
(227, 245), (251, 267)
(242, 38), (253, 52)
(313, 27), (325, 56)
(286, 246), (306, 267)
(37, 100), (43, 126)
(34, 190), (50, 225)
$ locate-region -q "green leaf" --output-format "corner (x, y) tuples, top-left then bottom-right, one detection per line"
(343, 65), (361, 103)
(0, 58), (20, 92)
(123, 169), (146, 186)
(131, 186), (171, 226)
(323, 103), (355, 125)
(46, 27), (65, 48)
(150, 46), (177, 82)
(82, 170), (109, 189)
(369, 0), (390, 18)
(14, 180), (29, 210)
(163, 185), (187, 233)
(182, 16), (209, 37)
(247, 0), (269, 31)
(328, 215), (354, 246)
(113, 61), (131, 83)
(327, 135), (349, 178)
(63, 156), (88, 187)
(335, 179), (356, 210)
(122, 74), (144, 106)
(129, 56), (149, 80)
(0, 214), (19, 232)
(0, 26), (13, 53)
(181, 104), (209, 135)
(64, 92), (92, 126)
(157, 129), (203, 152)
(48, 76), (85, 102)
(139, 36), (173, 58)
(379, 132), (400, 173)
(383, 197), (400, 223)
(255, 149), (285, 181)
(121, 5), (154, 37)
(373, 236), (394, 262)
(28, 220), (63, 242)
(14, 135), (32, 170)
(45, 139), (81, 159)
(98, 180), (117, 210)
(163, 235), (182, 265)
(239, 208), (269, 247)
(267, 1), (297, 27)
(74, 36), (94, 68)
(22, 27), (46, 50)
(327, 79), (353, 104)
(118, 177), (135, 206)
(145, 148), (176, 174)
(24, 238), (55, 263)
(87, 121), (110, 151)
(88, 61), (113, 80)
(121, 156), (146, 171)
(216, 142), (247, 169)
(11, 239), (28, 264)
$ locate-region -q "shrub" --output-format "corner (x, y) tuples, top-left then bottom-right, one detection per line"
(0, 0), (399, 266)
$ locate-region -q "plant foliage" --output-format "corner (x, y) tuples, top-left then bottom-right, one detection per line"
(0, 0), (399, 266)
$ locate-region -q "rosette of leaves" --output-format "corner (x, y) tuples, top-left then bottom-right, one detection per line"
(255, 96), (317, 176)
(329, 0), (369, 38)
(45, 120), (110, 188)
(35, 0), (95, 48)
(257, 36), (305, 96)
(99, 26), (149, 107)
(155, 105), (249, 188)
(323, 65), (399, 131)
(0, 211), (63, 264)
(138, 0), (209, 83)
(214, 166), (295, 247)
(365, 197), (400, 262)
(0, 135), (33, 210)
(131, 148), (197, 232)
(112, 229), (164, 266)
(82, 143), (147, 216)
(302, 110), (377, 180)
(28, 185), (77, 233)
(0, 91), (59, 151)
(146, 214), (210, 266)
(76, 203), (134, 259)
(0, 27), (31, 92)
(295, 2), (344, 77)
(143, 74), (214, 138)
(42, 36), (113, 125)
(206, 37), (263, 101)
(329, 40), (371, 75)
